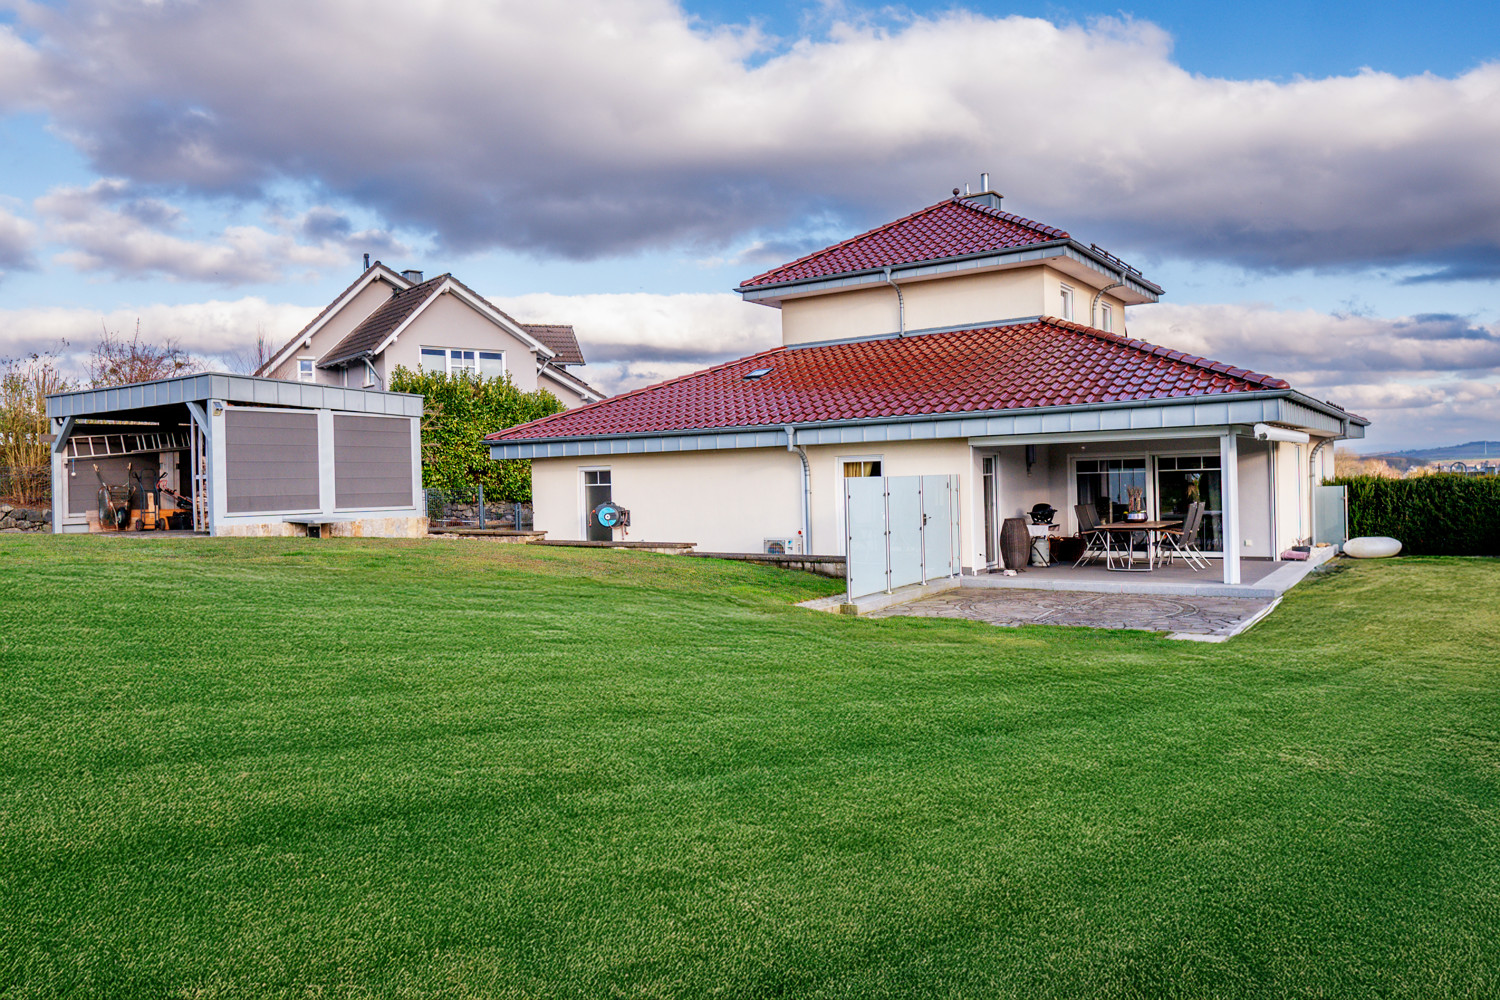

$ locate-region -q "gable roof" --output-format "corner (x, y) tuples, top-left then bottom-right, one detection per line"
(739, 197), (1072, 289)
(318, 274), (449, 367)
(315, 273), (557, 369)
(522, 324), (586, 366)
(257, 261), (409, 375)
(488, 317), (1298, 443)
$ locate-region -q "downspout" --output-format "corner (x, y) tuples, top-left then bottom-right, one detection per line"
(1090, 281), (1125, 329)
(882, 267), (905, 336)
(1307, 433), (1342, 544)
(786, 425), (812, 554)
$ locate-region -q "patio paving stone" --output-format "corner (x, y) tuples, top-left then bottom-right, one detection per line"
(865, 588), (1277, 637)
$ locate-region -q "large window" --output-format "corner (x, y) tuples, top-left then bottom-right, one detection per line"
(1075, 458), (1146, 524)
(420, 347), (506, 379)
(1156, 455), (1224, 553)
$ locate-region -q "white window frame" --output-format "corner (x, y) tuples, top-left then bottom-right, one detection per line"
(1059, 284), (1075, 322)
(296, 357), (316, 383)
(420, 346), (496, 379)
(834, 453), (885, 556)
(1099, 302), (1113, 333)
(362, 358), (377, 388)
(478, 350), (506, 380)
(579, 466), (612, 537)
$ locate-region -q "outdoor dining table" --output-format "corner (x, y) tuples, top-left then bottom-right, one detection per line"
(1095, 519), (1182, 572)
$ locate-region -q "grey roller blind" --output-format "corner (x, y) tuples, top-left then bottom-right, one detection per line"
(224, 409), (320, 513)
(68, 455), (159, 514)
(334, 414), (413, 510)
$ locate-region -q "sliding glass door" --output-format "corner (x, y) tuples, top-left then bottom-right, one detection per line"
(1075, 458), (1147, 524)
(1155, 455), (1223, 553)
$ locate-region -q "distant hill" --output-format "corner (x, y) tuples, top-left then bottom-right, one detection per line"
(1365, 441), (1500, 468)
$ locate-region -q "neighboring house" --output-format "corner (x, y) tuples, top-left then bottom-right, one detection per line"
(258, 262), (604, 409)
(488, 182), (1367, 585)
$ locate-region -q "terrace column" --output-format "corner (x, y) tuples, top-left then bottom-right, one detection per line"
(1220, 432), (1241, 585)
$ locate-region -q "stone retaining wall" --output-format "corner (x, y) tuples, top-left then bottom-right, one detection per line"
(0, 504), (51, 533)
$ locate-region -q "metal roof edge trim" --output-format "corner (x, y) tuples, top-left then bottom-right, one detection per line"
(735, 239), (1163, 301)
(46, 372), (423, 419)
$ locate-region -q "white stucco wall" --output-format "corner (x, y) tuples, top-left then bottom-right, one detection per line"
(269, 279), (395, 384)
(531, 448), (803, 552)
(382, 292), (540, 392)
(777, 266), (1131, 346)
(528, 430), (1322, 568)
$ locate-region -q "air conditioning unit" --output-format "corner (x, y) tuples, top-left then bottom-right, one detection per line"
(763, 537), (801, 555)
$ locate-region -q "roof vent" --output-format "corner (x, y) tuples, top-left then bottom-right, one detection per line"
(401, 269), (423, 282)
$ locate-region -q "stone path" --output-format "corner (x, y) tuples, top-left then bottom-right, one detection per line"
(866, 588), (1278, 638)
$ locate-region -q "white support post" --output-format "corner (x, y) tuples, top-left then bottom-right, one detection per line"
(207, 400), (227, 536)
(317, 409), (336, 516)
(1221, 432), (1241, 585)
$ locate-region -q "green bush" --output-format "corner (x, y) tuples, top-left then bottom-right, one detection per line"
(1335, 474), (1500, 556)
(389, 367), (563, 502)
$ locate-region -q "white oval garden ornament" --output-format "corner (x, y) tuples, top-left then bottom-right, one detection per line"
(1344, 536), (1402, 558)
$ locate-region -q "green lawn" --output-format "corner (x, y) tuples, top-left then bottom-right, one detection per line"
(1, 537), (1497, 999)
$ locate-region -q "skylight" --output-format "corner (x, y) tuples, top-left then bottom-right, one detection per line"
(743, 368), (773, 380)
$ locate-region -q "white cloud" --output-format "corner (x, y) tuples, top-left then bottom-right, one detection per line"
(33, 179), (404, 284)
(8, 1), (1500, 275)
(0, 205), (36, 273)
(1128, 302), (1500, 448)
(491, 290), (780, 396)
(0, 298), (317, 372)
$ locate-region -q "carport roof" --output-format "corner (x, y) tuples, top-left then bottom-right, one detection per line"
(46, 372), (424, 420)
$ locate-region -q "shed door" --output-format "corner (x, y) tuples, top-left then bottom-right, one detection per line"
(583, 469), (612, 541)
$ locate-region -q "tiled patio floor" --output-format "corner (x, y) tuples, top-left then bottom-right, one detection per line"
(866, 588), (1278, 638)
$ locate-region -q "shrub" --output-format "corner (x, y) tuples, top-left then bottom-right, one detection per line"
(1, 350), (71, 505)
(388, 366), (563, 502)
(1335, 474), (1500, 556)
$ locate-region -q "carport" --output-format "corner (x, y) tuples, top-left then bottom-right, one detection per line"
(47, 373), (426, 537)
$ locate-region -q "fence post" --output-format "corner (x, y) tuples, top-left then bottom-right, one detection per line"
(477, 483), (485, 529)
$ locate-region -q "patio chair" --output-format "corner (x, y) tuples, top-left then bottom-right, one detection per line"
(1162, 501), (1210, 571)
(1073, 503), (1109, 567)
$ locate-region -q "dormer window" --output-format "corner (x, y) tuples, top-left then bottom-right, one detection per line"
(1059, 284), (1075, 322)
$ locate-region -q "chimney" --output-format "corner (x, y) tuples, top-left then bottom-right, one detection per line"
(401, 269), (423, 283)
(963, 172), (1004, 212)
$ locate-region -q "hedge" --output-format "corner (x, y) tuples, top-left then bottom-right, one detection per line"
(1335, 474), (1500, 556)
(388, 367), (564, 502)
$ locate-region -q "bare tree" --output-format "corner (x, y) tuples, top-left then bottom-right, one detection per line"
(87, 320), (203, 388)
(225, 325), (272, 375)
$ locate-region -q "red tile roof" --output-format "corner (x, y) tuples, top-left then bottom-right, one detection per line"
(488, 318), (1291, 442)
(739, 197), (1071, 288)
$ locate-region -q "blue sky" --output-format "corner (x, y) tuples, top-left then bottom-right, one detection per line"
(1, 0), (1498, 449)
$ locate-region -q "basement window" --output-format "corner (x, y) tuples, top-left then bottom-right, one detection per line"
(743, 367), (773, 380)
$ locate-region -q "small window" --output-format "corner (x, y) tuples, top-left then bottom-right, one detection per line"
(843, 460), (882, 478)
(1059, 284), (1075, 321)
(583, 469), (611, 486)
(479, 351), (506, 379)
(744, 367), (773, 380)
(297, 358), (315, 382)
(362, 360), (377, 387)
(1100, 303), (1113, 332)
